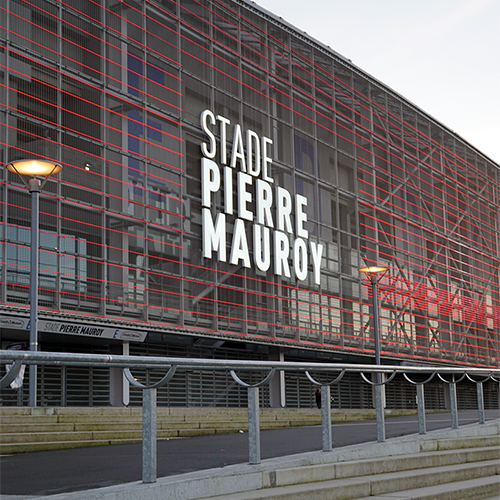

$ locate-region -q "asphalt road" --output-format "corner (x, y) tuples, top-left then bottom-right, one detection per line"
(1, 410), (498, 497)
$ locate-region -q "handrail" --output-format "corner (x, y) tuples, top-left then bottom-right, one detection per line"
(1, 350), (498, 375)
(230, 368), (277, 388)
(360, 371), (398, 386)
(305, 369), (346, 386)
(124, 365), (178, 389)
(1, 349), (499, 483)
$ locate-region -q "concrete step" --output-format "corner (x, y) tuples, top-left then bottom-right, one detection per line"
(1, 430), (95, 444)
(1, 422), (77, 433)
(428, 435), (500, 450)
(267, 446), (500, 487)
(368, 460), (499, 496)
(356, 475), (500, 500)
(54, 414), (183, 424)
(0, 413), (316, 426)
(72, 421), (205, 431)
(0, 415), (60, 424)
(202, 462), (499, 500)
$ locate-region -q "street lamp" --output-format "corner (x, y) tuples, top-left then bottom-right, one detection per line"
(359, 264), (388, 442)
(6, 159), (63, 407)
(358, 266), (388, 367)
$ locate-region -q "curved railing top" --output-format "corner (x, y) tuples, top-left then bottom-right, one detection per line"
(1, 350), (499, 377)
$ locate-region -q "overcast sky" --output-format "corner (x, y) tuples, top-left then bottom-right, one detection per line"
(253, 0), (500, 164)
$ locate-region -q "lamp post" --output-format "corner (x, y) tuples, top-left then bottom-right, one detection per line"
(358, 266), (388, 366)
(359, 264), (388, 442)
(6, 159), (63, 407)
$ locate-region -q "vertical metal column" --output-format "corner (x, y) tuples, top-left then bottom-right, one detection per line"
(321, 385), (332, 452)
(248, 386), (260, 464)
(142, 388), (157, 483)
(374, 383), (385, 442)
(29, 179), (41, 408)
(450, 381), (458, 429)
(371, 276), (381, 367)
(476, 382), (485, 424)
(370, 274), (385, 443)
(416, 384), (426, 434)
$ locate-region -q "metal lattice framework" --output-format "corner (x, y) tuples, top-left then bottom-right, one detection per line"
(0, 0), (498, 373)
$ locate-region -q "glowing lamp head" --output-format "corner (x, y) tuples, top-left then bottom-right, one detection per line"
(7, 159), (62, 177)
(358, 266), (389, 274)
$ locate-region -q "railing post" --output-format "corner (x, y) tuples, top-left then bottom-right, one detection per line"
(416, 383), (426, 434)
(375, 381), (385, 442)
(142, 387), (157, 483)
(321, 385), (332, 452)
(450, 380), (458, 429)
(476, 382), (485, 424)
(248, 386), (260, 464)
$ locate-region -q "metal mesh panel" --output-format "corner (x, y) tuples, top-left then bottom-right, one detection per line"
(483, 380), (499, 409)
(424, 382), (447, 410)
(456, 381), (480, 410)
(336, 372), (372, 409)
(39, 365), (64, 407)
(384, 375), (417, 410)
(41, 343), (110, 407)
(283, 371), (310, 408)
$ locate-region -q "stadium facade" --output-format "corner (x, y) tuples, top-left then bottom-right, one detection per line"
(1, 0), (498, 409)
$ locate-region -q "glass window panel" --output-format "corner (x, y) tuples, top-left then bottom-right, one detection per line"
(336, 118), (354, 155)
(62, 11), (103, 80)
(295, 176), (317, 233)
(318, 186), (335, 226)
(274, 121), (293, 165)
(242, 64), (267, 110)
(181, 0), (210, 34)
(338, 153), (355, 192)
(339, 195), (357, 234)
(146, 14), (178, 63)
(294, 132), (315, 175)
(318, 143), (336, 185)
(215, 49), (241, 97)
(146, 57), (181, 114)
(183, 75), (211, 125)
(181, 32), (211, 82)
(293, 94), (314, 135)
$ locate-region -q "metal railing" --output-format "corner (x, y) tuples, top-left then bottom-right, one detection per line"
(1, 350), (499, 484)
